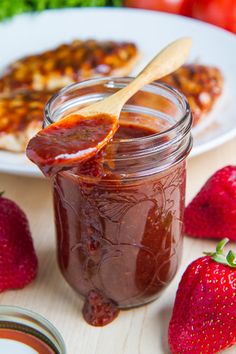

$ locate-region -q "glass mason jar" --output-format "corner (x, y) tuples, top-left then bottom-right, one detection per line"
(45, 77), (192, 309)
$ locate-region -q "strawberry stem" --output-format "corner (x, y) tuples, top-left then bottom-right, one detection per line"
(226, 250), (236, 267)
(204, 238), (236, 268)
(216, 238), (229, 254)
(0, 191), (4, 197)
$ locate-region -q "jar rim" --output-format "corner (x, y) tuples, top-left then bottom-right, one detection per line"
(0, 305), (66, 354)
(45, 77), (192, 146)
(44, 76), (192, 177)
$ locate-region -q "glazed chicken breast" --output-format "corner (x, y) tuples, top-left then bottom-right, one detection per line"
(160, 64), (224, 126)
(0, 49), (223, 153)
(0, 39), (139, 153)
(0, 39), (139, 94)
(0, 90), (53, 152)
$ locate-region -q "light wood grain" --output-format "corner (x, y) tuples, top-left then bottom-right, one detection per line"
(0, 138), (236, 354)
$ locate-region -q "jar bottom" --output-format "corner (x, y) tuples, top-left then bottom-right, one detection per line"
(118, 291), (165, 310)
(60, 266), (176, 310)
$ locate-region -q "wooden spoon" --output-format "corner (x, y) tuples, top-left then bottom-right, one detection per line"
(26, 37), (192, 177)
(78, 37), (192, 118)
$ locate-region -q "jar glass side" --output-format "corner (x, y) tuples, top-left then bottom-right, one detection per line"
(53, 161), (186, 308)
(46, 77), (192, 310)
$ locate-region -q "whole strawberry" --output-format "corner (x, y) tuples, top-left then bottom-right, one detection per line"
(169, 238), (236, 354)
(0, 193), (38, 292)
(184, 165), (236, 240)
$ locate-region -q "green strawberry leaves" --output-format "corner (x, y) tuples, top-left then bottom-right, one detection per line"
(204, 238), (236, 268)
(226, 250), (236, 267)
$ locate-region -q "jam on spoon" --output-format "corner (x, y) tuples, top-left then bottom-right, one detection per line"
(26, 113), (118, 176)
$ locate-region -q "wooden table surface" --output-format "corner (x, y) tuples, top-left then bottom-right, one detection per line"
(0, 138), (235, 354)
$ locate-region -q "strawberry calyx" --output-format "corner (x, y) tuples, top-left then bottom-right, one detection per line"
(0, 191), (4, 197)
(204, 238), (236, 268)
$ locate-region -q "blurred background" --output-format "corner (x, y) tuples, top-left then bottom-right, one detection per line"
(0, 0), (235, 34)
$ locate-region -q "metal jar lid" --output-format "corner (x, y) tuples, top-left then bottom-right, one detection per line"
(0, 305), (66, 353)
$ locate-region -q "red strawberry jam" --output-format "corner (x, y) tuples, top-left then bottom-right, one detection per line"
(26, 113), (118, 176)
(82, 290), (120, 326)
(53, 120), (186, 325)
(27, 77), (192, 327)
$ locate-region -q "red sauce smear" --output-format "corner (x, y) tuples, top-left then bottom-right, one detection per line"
(82, 290), (120, 326)
(114, 122), (157, 139)
(26, 113), (118, 176)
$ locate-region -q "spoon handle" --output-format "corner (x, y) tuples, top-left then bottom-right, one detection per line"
(112, 37), (192, 107)
(78, 37), (192, 117)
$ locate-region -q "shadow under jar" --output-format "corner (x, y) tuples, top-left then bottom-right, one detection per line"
(45, 77), (192, 309)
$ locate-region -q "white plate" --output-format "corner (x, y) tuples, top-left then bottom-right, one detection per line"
(0, 8), (236, 177)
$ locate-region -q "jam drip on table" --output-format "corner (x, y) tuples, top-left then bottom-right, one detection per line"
(82, 290), (120, 327)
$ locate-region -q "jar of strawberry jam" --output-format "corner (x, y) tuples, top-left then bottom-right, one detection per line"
(45, 77), (192, 309)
